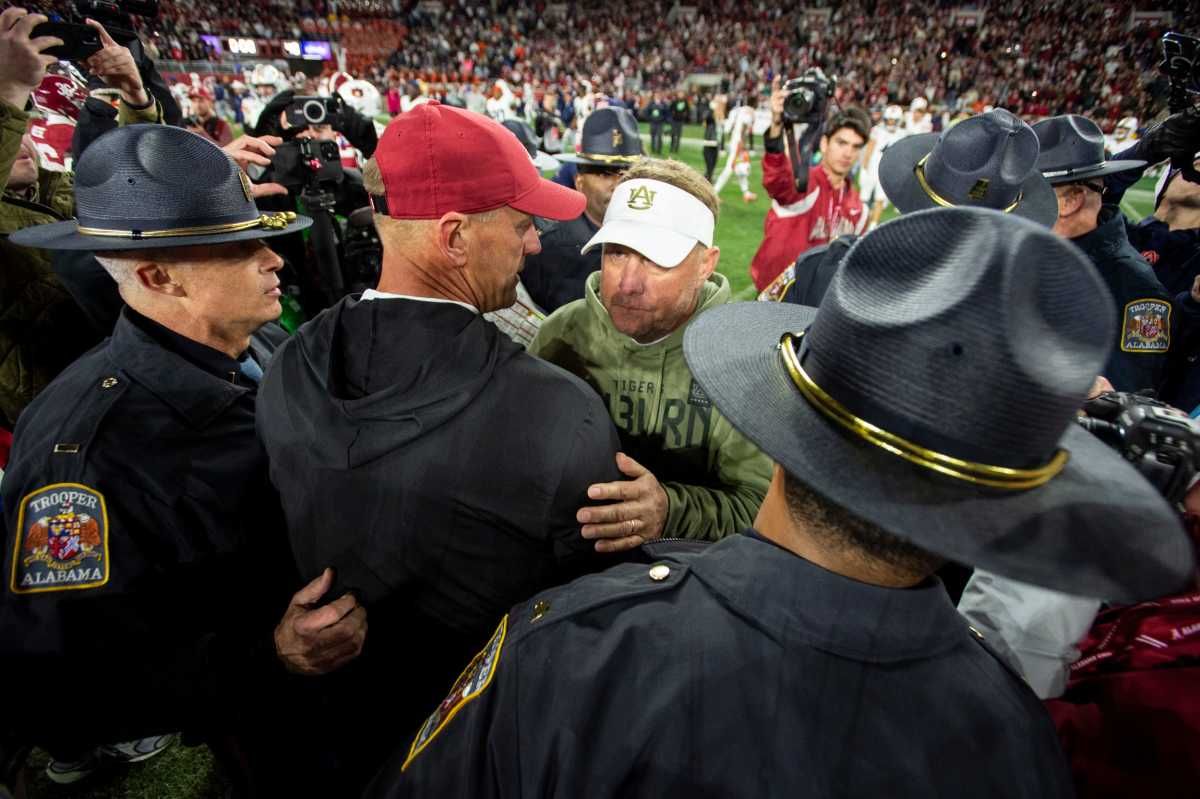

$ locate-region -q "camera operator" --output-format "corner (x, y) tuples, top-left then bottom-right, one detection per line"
(0, 8), (160, 431)
(249, 88), (379, 315)
(184, 84), (232, 146)
(748, 74), (869, 292)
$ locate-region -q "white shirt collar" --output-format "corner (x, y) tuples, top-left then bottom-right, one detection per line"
(360, 289), (479, 315)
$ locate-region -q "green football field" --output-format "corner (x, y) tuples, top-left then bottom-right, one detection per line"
(17, 122), (1164, 799)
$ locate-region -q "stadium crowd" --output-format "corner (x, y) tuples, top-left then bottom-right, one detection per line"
(2, 1), (1200, 798)
(64, 0), (1200, 132)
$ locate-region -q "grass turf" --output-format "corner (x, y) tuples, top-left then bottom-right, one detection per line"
(19, 122), (1161, 799)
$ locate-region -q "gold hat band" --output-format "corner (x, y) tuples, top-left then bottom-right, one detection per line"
(914, 154), (1022, 213)
(579, 152), (641, 164)
(77, 212), (298, 240)
(779, 332), (1068, 490)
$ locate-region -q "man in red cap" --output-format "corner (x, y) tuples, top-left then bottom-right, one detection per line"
(185, 85), (233, 146)
(255, 101), (625, 793)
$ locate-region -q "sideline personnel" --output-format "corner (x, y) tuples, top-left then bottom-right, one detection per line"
(1, 125), (364, 792)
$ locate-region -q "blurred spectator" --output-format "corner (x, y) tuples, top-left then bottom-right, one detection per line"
(0, 10), (159, 432)
(185, 85), (232, 145)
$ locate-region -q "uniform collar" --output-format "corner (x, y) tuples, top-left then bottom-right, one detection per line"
(686, 532), (965, 662)
(110, 309), (251, 428)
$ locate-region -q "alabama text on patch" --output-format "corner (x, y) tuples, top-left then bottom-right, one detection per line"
(11, 483), (109, 594)
(1121, 299), (1171, 353)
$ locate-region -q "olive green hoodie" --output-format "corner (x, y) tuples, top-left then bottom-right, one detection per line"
(530, 272), (771, 540)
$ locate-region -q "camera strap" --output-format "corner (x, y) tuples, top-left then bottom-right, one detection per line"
(784, 121), (823, 194)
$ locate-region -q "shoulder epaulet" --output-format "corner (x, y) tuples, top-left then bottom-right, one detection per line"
(533, 216), (559, 235)
(504, 556), (693, 646)
(963, 623), (1029, 685)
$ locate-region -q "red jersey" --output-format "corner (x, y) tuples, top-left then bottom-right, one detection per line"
(749, 153), (865, 291)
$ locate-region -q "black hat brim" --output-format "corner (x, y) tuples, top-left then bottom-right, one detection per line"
(8, 215), (313, 251)
(1041, 158), (1148, 185)
(554, 152), (639, 168)
(684, 301), (1194, 604)
(879, 133), (1060, 227)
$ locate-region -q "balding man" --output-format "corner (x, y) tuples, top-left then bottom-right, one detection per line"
(1, 125), (365, 790)
(255, 102), (623, 790)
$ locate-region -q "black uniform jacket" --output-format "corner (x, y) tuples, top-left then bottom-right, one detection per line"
(520, 213), (600, 314)
(0, 309), (294, 746)
(782, 235), (856, 307)
(1073, 206), (1172, 393)
(372, 532), (1075, 799)
(256, 295), (622, 742)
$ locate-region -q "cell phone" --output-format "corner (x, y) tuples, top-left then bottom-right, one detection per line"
(32, 22), (104, 61)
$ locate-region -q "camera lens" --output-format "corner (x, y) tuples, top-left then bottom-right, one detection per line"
(303, 99), (326, 125)
(784, 87), (815, 120)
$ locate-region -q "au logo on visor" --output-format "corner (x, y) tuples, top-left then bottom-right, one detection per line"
(627, 186), (656, 211)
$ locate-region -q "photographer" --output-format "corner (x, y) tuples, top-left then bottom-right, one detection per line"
(748, 75), (869, 292)
(0, 8), (160, 431)
(250, 88), (379, 314)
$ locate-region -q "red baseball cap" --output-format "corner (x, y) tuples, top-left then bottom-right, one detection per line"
(188, 86), (214, 100)
(373, 101), (585, 220)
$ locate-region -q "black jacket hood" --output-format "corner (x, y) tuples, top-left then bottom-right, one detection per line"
(273, 295), (516, 467)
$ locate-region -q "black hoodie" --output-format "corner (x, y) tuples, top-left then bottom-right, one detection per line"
(256, 294), (622, 781)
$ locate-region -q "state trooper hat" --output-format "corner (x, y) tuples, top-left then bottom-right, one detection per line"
(11, 124), (311, 251)
(1033, 115), (1147, 185)
(556, 107), (644, 168)
(880, 108), (1057, 225)
(684, 207), (1194, 604)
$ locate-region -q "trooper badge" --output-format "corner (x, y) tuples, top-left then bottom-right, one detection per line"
(11, 483), (109, 594)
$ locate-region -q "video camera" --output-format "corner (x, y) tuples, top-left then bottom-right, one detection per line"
(779, 67), (837, 193)
(1078, 391), (1200, 506)
(285, 95), (342, 129)
(269, 138), (344, 190)
(1161, 32), (1200, 108)
(32, 0), (156, 60)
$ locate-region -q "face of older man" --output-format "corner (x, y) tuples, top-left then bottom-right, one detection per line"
(168, 240), (285, 334)
(465, 205), (542, 312)
(600, 241), (718, 343)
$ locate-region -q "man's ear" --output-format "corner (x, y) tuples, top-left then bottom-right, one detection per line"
(434, 212), (469, 267)
(698, 244), (720, 280)
(1057, 186), (1084, 217)
(134, 261), (187, 297)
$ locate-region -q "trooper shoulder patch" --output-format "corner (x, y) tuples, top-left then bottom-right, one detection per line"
(10, 483), (109, 594)
(1120, 298), (1171, 353)
(402, 614), (508, 771)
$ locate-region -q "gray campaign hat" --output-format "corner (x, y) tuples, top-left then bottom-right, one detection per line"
(879, 108), (1058, 226)
(683, 207), (1193, 603)
(1033, 115), (1147, 185)
(11, 124), (310, 251)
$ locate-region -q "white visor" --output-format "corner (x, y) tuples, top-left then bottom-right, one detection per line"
(581, 179), (715, 268)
